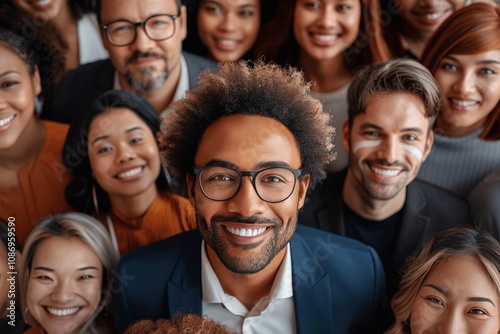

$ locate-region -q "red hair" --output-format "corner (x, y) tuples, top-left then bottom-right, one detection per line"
(421, 4), (500, 140)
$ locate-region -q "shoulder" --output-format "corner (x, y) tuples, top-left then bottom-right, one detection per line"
(67, 59), (114, 79)
(182, 52), (218, 72)
(409, 179), (468, 206)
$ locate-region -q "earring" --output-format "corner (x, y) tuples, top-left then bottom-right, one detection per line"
(92, 181), (100, 216)
(24, 307), (30, 325)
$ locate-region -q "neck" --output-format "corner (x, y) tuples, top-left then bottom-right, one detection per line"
(435, 116), (486, 137)
(108, 185), (158, 219)
(399, 28), (432, 60)
(0, 117), (45, 170)
(298, 52), (352, 93)
(342, 170), (406, 220)
(118, 58), (182, 113)
(207, 245), (286, 310)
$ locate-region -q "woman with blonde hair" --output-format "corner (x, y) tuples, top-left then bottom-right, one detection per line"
(21, 213), (119, 334)
(417, 3), (500, 197)
(387, 227), (500, 334)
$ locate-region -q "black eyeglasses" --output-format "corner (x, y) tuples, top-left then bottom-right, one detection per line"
(101, 13), (180, 46)
(193, 166), (303, 203)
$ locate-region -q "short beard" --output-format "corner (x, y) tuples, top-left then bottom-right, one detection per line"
(126, 66), (169, 92)
(196, 209), (296, 274)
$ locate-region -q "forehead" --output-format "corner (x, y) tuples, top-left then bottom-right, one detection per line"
(32, 236), (101, 267)
(355, 93), (430, 131)
(194, 115), (302, 169)
(100, 0), (179, 22)
(0, 43), (28, 71)
(88, 108), (149, 141)
(442, 50), (500, 65)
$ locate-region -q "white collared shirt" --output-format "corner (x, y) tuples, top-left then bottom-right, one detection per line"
(201, 241), (296, 334)
(112, 53), (189, 115)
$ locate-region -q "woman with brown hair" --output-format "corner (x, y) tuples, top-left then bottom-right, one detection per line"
(253, 0), (389, 172)
(417, 3), (500, 197)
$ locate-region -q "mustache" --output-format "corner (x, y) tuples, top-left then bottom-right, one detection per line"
(211, 215), (280, 226)
(126, 52), (165, 64)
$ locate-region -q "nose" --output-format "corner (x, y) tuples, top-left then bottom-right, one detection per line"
(226, 176), (266, 216)
(116, 143), (136, 164)
(376, 136), (399, 164)
(452, 70), (476, 95)
(218, 12), (237, 32)
(317, 5), (339, 29)
(132, 25), (156, 52)
(50, 280), (75, 304)
(436, 309), (466, 334)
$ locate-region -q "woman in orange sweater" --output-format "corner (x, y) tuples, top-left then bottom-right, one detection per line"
(0, 26), (72, 247)
(64, 90), (196, 256)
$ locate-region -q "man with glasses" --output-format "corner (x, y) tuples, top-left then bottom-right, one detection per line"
(111, 61), (386, 333)
(40, 0), (217, 123)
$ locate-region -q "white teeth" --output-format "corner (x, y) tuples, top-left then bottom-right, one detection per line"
(46, 307), (80, 317)
(34, 0), (52, 5)
(218, 39), (237, 45)
(0, 115), (14, 127)
(451, 99), (477, 107)
(424, 13), (441, 19)
(313, 34), (337, 41)
(225, 226), (267, 237)
(372, 167), (399, 177)
(117, 167), (142, 179)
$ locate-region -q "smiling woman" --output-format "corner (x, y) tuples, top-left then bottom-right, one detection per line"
(387, 227), (500, 334)
(21, 213), (119, 334)
(417, 4), (500, 197)
(63, 90), (196, 255)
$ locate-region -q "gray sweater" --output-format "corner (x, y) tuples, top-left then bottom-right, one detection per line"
(417, 128), (500, 197)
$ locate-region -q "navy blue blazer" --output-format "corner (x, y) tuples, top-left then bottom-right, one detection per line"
(40, 52), (217, 123)
(112, 225), (386, 334)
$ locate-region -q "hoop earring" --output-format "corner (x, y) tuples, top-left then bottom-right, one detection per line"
(24, 307), (30, 325)
(92, 181), (100, 216)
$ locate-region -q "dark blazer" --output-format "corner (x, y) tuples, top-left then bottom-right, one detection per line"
(299, 169), (472, 271)
(112, 225), (386, 334)
(299, 169), (472, 333)
(40, 52), (217, 123)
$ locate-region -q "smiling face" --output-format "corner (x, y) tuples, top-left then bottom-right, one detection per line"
(189, 114), (310, 274)
(396, 0), (464, 38)
(343, 93), (433, 203)
(410, 255), (500, 334)
(0, 43), (41, 151)
(10, 0), (66, 22)
(87, 108), (160, 203)
(27, 236), (103, 334)
(197, 0), (260, 62)
(293, 0), (361, 62)
(434, 50), (500, 137)
(100, 0), (187, 92)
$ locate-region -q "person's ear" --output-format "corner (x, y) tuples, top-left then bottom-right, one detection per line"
(421, 130), (434, 162)
(342, 121), (350, 152)
(178, 5), (188, 41)
(186, 173), (196, 206)
(297, 174), (311, 209)
(32, 65), (41, 96)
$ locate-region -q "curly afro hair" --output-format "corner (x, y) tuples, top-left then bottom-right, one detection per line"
(160, 60), (334, 189)
(124, 314), (237, 334)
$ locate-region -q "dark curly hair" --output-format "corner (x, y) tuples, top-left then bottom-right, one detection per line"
(63, 90), (169, 214)
(0, 11), (65, 95)
(160, 60), (334, 189)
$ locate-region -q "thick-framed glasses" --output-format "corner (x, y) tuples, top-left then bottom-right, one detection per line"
(101, 13), (180, 46)
(193, 166), (303, 203)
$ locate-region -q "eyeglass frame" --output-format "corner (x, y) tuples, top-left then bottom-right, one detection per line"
(101, 12), (181, 46)
(192, 166), (303, 203)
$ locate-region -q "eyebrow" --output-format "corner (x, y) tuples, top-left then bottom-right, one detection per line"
(0, 70), (20, 79)
(359, 123), (424, 134)
(33, 266), (99, 272)
(444, 55), (500, 66)
(424, 284), (496, 306)
(202, 160), (293, 170)
(91, 126), (145, 145)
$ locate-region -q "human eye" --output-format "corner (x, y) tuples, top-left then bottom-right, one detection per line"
(403, 133), (419, 142)
(110, 22), (132, 34)
(239, 9), (255, 17)
(130, 136), (143, 144)
(468, 308), (488, 316)
(440, 62), (458, 72)
(479, 67), (498, 75)
(337, 4), (352, 11)
(97, 145), (113, 154)
(79, 274), (94, 280)
(426, 296), (445, 307)
(363, 130), (380, 137)
(259, 169), (293, 186)
(209, 174), (233, 182)
(35, 275), (53, 282)
(203, 4), (223, 15)
(150, 17), (171, 27)
(304, 1), (321, 10)
(0, 80), (20, 89)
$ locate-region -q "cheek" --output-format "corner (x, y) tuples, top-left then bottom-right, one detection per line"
(83, 282), (103, 312)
